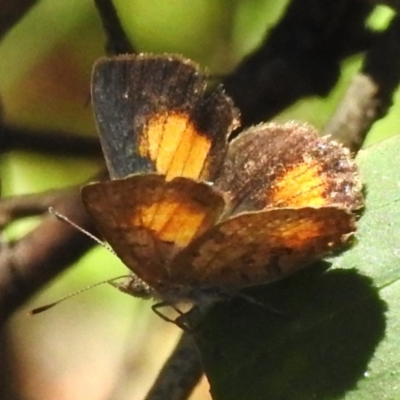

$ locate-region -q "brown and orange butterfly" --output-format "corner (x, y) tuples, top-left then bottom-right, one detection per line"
(82, 54), (363, 306)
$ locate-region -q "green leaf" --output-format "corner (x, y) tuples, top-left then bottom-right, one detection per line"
(194, 135), (400, 400)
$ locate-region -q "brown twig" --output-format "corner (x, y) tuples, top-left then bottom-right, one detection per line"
(144, 332), (203, 400)
(324, 15), (400, 151)
(0, 123), (102, 157)
(94, 0), (135, 55)
(0, 186), (97, 324)
(323, 74), (380, 152)
(0, 327), (20, 400)
(0, 0), (38, 41)
(0, 187), (79, 227)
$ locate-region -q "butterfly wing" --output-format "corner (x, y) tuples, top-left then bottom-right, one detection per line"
(214, 121), (363, 215)
(91, 54), (239, 181)
(81, 174), (226, 288)
(171, 207), (355, 288)
(170, 121), (363, 288)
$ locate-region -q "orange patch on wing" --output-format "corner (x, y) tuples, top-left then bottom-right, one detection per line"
(271, 162), (327, 207)
(172, 206), (354, 287)
(275, 217), (326, 248)
(130, 196), (214, 249)
(139, 112), (211, 181)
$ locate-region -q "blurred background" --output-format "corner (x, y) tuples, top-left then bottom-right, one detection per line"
(0, 1), (399, 399)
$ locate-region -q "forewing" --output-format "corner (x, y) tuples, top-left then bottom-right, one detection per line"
(91, 54), (239, 180)
(81, 174), (226, 288)
(215, 121), (363, 215)
(171, 207), (355, 288)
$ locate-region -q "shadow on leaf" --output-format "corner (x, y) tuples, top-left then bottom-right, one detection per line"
(194, 263), (386, 400)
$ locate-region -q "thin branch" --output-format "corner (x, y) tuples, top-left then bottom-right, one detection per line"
(0, 327), (21, 400)
(0, 186), (98, 324)
(0, 0), (38, 41)
(0, 188), (81, 227)
(144, 332), (203, 400)
(0, 123), (102, 157)
(323, 74), (380, 152)
(94, 0), (135, 55)
(324, 15), (400, 151)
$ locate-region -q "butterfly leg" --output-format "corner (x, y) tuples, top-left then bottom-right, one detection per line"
(151, 301), (193, 331)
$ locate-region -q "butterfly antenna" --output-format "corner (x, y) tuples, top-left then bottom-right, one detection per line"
(48, 207), (115, 255)
(29, 275), (131, 315)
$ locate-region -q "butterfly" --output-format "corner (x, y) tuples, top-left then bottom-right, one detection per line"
(82, 54), (363, 308)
